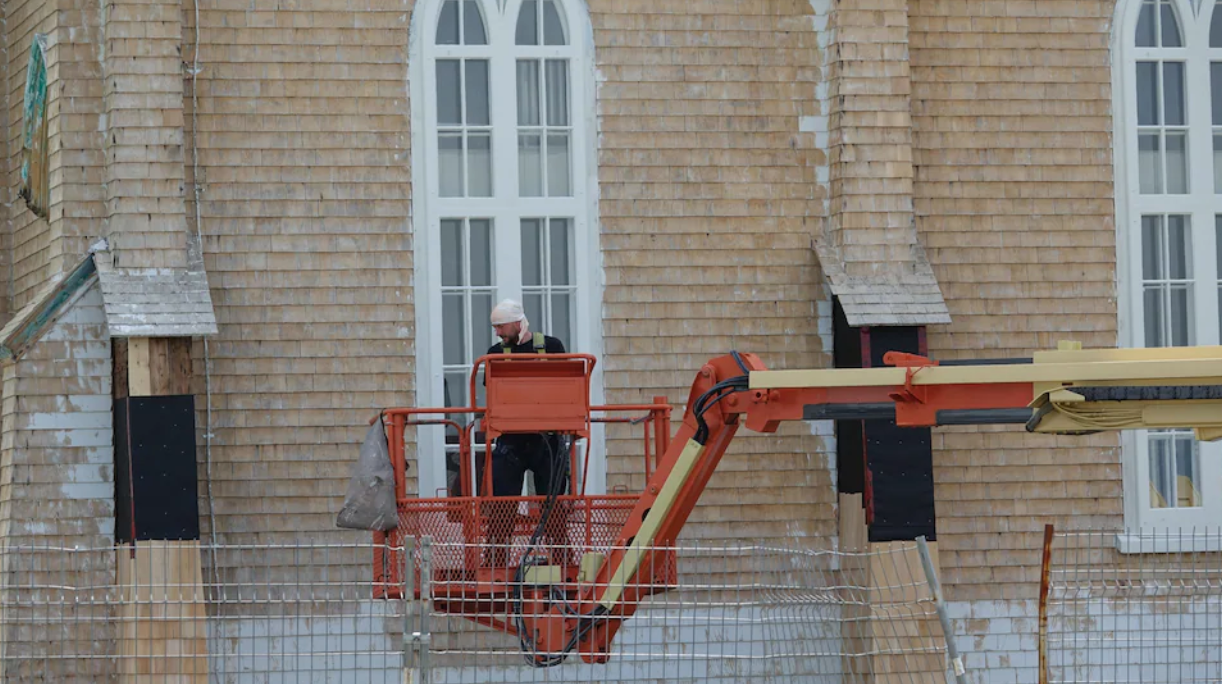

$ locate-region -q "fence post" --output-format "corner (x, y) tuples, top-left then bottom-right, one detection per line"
(1038, 524), (1054, 684)
(916, 536), (967, 684)
(402, 536), (417, 683)
(418, 538), (433, 684)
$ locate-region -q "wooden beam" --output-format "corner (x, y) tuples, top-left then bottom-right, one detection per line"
(127, 338), (152, 397)
(112, 338), (129, 401)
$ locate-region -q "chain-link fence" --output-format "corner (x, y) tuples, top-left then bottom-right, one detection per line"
(1040, 526), (1222, 684)
(0, 537), (961, 683)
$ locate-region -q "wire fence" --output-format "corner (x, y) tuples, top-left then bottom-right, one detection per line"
(0, 537), (960, 683)
(405, 538), (957, 683)
(1040, 526), (1222, 684)
(0, 540), (406, 683)
(8, 527), (1222, 682)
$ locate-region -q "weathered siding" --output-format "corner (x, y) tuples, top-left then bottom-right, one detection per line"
(50, 0), (105, 284)
(102, 0), (188, 270)
(187, 0), (415, 542)
(827, 0), (917, 274)
(909, 0), (1121, 602)
(0, 285), (115, 681)
(52, 0), (103, 284)
(0, 284), (113, 544)
(591, 0), (835, 545)
(3, 0), (54, 308)
(186, 0), (833, 549)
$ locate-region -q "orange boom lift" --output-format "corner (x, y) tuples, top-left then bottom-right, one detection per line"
(372, 345), (1222, 665)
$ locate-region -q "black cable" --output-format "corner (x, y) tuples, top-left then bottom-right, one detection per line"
(510, 432), (574, 666)
(730, 350), (750, 375)
(692, 376), (750, 443)
(693, 388), (735, 443)
(692, 378), (744, 419)
(512, 432), (620, 666)
(515, 352), (756, 663)
(524, 353), (754, 660)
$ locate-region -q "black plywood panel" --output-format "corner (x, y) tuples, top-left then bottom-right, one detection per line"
(114, 395), (199, 543)
(863, 326), (936, 543)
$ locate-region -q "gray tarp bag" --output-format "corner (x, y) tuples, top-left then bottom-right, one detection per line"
(336, 417), (399, 532)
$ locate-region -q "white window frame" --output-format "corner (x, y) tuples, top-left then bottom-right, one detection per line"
(1113, 0), (1222, 549)
(409, 0), (605, 498)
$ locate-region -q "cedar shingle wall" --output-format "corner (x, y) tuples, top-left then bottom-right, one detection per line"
(4, 0), (55, 309)
(2, 0), (104, 311)
(828, 0), (918, 274)
(0, 285), (114, 544)
(192, 0), (836, 547)
(187, 0), (415, 541)
(0, 0), (1126, 580)
(592, 0), (835, 545)
(0, 285), (116, 680)
(909, 0), (1121, 601)
(102, 0), (188, 270)
(50, 0), (105, 282)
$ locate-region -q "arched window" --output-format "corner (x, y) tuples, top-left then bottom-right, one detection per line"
(20, 34), (49, 219)
(410, 0), (602, 497)
(1116, 0), (1222, 535)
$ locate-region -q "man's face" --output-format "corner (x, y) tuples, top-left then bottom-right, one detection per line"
(493, 321), (521, 345)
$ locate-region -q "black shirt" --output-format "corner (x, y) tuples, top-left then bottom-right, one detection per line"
(486, 334), (566, 356)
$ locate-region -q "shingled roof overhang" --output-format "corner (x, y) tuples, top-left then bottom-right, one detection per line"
(0, 246), (217, 363)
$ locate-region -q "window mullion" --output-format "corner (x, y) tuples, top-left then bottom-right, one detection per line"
(490, 43), (523, 301)
(498, 211), (524, 303)
(461, 220), (472, 365)
(513, 198), (580, 215)
(541, 219), (552, 330)
(493, 46), (517, 202)
(534, 60), (548, 198)
(1188, 53), (1213, 190)
(1161, 277), (1171, 345)
(511, 47), (573, 59)
(1190, 41), (1221, 344)
(1194, 211), (1219, 345)
(425, 57), (442, 203)
(431, 46), (494, 58)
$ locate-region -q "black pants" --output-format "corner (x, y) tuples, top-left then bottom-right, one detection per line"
(477, 433), (573, 566)
(480, 434), (569, 497)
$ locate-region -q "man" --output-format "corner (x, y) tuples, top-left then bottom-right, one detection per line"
(478, 299), (571, 566)
(489, 298), (566, 357)
(481, 299), (568, 499)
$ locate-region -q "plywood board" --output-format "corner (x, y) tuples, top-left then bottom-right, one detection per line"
(867, 540), (944, 683)
(838, 493), (871, 680)
(116, 541), (209, 682)
(127, 338), (151, 397)
(147, 337), (191, 395)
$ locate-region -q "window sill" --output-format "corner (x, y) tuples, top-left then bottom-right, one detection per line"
(1115, 532), (1222, 554)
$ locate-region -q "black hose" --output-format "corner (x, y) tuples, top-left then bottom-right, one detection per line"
(692, 376), (750, 444)
(730, 350), (750, 375)
(516, 349), (756, 662)
(511, 433), (576, 666)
